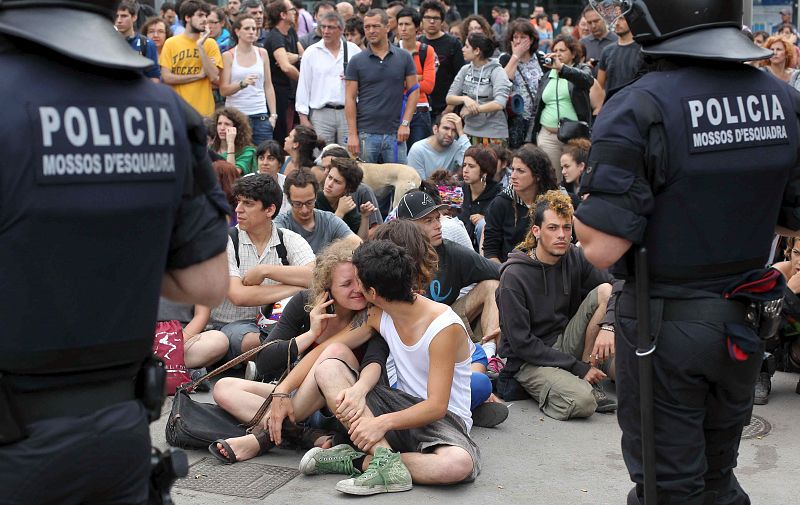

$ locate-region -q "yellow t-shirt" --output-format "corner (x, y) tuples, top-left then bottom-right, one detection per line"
(159, 34), (223, 117)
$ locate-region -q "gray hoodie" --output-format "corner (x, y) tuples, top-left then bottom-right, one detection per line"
(447, 60), (512, 139)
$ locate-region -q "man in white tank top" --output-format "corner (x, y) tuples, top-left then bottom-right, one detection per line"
(284, 240), (480, 495)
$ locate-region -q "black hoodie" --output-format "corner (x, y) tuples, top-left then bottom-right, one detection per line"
(482, 187), (530, 263)
(496, 245), (615, 378)
(459, 179), (501, 251)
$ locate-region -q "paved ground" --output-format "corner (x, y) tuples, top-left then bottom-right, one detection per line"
(151, 372), (800, 504)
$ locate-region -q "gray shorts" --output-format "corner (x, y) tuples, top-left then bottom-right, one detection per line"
(365, 384), (481, 482)
(213, 319), (260, 360)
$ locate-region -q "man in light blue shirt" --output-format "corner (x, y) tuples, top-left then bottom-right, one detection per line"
(406, 112), (471, 180)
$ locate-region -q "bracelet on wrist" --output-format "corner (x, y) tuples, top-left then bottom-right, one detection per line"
(600, 324), (615, 333)
(270, 392), (291, 399)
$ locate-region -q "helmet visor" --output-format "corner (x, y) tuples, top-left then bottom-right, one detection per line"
(588, 0), (633, 30)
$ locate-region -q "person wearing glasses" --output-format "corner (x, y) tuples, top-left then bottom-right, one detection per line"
(419, 0), (465, 121)
(274, 168), (361, 253)
(296, 11), (362, 145)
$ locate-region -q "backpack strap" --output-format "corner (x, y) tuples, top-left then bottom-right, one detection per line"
(230, 227), (289, 267)
(228, 227), (240, 267)
(276, 228), (289, 266)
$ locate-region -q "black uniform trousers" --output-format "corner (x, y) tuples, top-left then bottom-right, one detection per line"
(0, 400), (150, 505)
(616, 293), (762, 505)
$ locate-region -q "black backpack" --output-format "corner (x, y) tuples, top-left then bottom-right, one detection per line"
(228, 227), (289, 267)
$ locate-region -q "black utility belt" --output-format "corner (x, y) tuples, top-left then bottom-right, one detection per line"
(322, 104), (345, 110)
(13, 377), (136, 425)
(619, 298), (747, 323)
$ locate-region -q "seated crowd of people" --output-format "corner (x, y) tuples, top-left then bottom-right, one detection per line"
(132, 0), (800, 497)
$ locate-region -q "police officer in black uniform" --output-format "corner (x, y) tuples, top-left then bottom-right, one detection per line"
(0, 1), (230, 503)
(573, 1), (800, 504)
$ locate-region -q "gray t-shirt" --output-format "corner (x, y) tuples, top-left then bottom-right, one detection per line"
(274, 209), (353, 254)
(407, 134), (471, 180)
(157, 297), (194, 324)
(598, 41), (642, 92)
(580, 32), (618, 75)
(353, 183), (383, 227)
(344, 44), (417, 134)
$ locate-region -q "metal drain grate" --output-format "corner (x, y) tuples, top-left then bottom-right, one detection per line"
(175, 457), (299, 499)
(741, 414), (772, 440)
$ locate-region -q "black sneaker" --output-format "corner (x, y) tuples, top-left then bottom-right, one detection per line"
(753, 372), (771, 405)
(472, 402), (509, 428)
(592, 383), (617, 413)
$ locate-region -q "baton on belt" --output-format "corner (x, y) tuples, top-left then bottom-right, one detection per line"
(635, 247), (657, 505)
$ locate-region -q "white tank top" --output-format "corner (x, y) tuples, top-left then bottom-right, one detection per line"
(379, 307), (474, 431)
(226, 46), (268, 115)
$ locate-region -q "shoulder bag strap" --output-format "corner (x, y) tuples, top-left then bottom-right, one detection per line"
(342, 37), (348, 75)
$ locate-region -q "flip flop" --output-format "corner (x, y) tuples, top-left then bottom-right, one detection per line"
(208, 439), (238, 464)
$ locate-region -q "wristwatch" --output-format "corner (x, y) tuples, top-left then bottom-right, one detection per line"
(401, 119), (410, 127)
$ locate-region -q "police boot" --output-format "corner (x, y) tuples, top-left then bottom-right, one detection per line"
(753, 372), (771, 405)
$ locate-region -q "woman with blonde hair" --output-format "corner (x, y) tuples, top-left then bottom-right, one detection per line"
(210, 239), (370, 463)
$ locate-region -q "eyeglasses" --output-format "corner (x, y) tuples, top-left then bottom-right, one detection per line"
(287, 7), (297, 12)
(320, 24), (341, 31)
(289, 199), (316, 209)
(422, 15), (442, 22)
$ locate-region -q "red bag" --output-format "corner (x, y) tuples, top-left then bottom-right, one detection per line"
(153, 320), (192, 395)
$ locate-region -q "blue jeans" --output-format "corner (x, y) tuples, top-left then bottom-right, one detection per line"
(249, 113), (274, 146)
(407, 108), (432, 150)
(359, 132), (407, 164)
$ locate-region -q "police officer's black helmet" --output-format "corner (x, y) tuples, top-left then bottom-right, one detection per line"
(591, 0), (772, 62)
(0, 0), (151, 70)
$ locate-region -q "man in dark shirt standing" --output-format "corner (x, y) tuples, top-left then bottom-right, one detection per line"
(596, 11), (641, 94)
(266, 0), (304, 144)
(419, 0), (464, 122)
(580, 5), (617, 76)
(344, 8), (418, 164)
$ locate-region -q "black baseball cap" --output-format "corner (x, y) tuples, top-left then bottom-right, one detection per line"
(397, 190), (448, 220)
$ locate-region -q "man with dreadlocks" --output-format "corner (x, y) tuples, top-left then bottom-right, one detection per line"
(495, 190), (619, 419)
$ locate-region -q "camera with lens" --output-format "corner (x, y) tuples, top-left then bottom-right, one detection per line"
(536, 51), (553, 67)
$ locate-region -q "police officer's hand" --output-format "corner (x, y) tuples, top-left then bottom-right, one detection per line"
(336, 195), (357, 217)
(583, 366), (606, 385)
(590, 328), (615, 365)
(788, 272), (800, 294)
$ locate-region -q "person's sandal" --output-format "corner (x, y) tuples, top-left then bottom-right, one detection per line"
(207, 430), (275, 464)
(281, 421), (349, 450)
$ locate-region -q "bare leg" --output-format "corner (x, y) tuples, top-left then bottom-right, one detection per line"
(184, 330), (229, 368)
(241, 332), (261, 354)
(462, 280), (500, 340)
(214, 343), (360, 462)
(213, 378), (276, 422)
(315, 360), (476, 485)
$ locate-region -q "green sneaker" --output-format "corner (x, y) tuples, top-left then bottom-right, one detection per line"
(299, 444), (364, 476)
(334, 446), (412, 495)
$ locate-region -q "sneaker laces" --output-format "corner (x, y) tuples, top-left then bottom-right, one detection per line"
(358, 449), (393, 482)
(320, 450), (362, 476)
